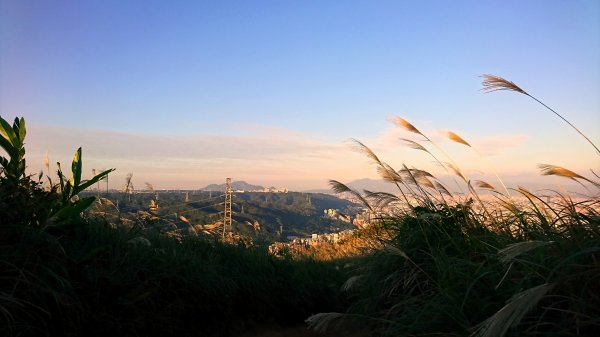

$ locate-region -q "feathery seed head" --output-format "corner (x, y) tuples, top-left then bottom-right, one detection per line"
(538, 164), (584, 180)
(393, 117), (422, 135)
(447, 131), (471, 147)
(401, 138), (428, 152)
(481, 74), (528, 95)
(434, 181), (452, 196)
(475, 180), (496, 190)
(43, 151), (49, 171)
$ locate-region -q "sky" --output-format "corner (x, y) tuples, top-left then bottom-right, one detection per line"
(1, 0), (599, 192)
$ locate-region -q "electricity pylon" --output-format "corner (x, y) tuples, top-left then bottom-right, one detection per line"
(222, 178), (233, 238)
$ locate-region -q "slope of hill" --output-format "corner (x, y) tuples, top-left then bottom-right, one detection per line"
(232, 192), (359, 237)
(85, 191), (361, 240)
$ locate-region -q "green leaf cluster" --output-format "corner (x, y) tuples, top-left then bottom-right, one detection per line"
(0, 117), (26, 182)
(0, 115), (114, 227)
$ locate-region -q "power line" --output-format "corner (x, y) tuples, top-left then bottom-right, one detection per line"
(92, 193), (224, 214)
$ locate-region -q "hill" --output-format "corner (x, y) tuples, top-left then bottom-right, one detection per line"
(201, 180), (264, 191)
(86, 191), (362, 240)
(231, 192), (359, 237)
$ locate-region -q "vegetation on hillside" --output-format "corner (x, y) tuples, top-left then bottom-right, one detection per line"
(84, 189), (357, 241)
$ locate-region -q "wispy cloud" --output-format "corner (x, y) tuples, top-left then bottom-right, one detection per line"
(25, 123), (371, 190)
(24, 122), (593, 192)
(471, 134), (528, 156)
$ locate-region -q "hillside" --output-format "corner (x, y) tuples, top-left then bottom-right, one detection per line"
(86, 191), (361, 240)
(232, 192), (359, 237)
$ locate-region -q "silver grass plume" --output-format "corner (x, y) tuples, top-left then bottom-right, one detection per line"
(329, 180), (373, 212)
(538, 164), (600, 188)
(472, 283), (555, 337)
(482, 74), (600, 156)
(498, 241), (554, 264)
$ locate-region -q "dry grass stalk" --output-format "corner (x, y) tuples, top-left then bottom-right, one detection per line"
(341, 275), (362, 292)
(538, 164), (600, 188)
(498, 241), (554, 264)
(395, 117), (474, 191)
(400, 164), (436, 207)
(517, 186), (537, 199)
(401, 138), (451, 175)
(348, 138), (414, 207)
(472, 283), (555, 337)
(329, 179), (373, 212)
(43, 151), (49, 171)
(395, 116), (494, 219)
(401, 138), (428, 152)
(364, 190), (401, 209)
(482, 74), (600, 156)
(350, 138), (384, 166)
(415, 175), (435, 189)
(399, 168), (434, 179)
(539, 164), (586, 180)
(475, 180), (496, 190)
(393, 117), (423, 136)
(447, 130), (511, 198)
(446, 162), (467, 182)
(447, 131), (471, 147)
(399, 169), (435, 190)
(377, 165), (402, 184)
(394, 117), (471, 189)
(481, 74), (528, 95)
(434, 181), (452, 197)
(306, 312), (345, 333)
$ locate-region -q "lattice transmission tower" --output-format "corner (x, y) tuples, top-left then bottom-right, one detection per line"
(222, 178), (233, 238)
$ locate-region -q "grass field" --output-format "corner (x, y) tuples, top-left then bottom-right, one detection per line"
(2, 75), (599, 336)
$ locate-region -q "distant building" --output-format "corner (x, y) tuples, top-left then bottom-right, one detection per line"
(259, 186), (288, 193)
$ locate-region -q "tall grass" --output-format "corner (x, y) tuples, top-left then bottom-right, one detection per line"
(308, 75), (600, 336)
(1, 217), (349, 336)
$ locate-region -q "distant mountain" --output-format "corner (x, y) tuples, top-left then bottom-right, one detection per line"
(346, 178), (398, 194)
(303, 178), (398, 195)
(201, 181), (264, 192)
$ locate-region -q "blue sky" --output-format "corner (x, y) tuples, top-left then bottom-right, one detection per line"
(1, 1), (599, 191)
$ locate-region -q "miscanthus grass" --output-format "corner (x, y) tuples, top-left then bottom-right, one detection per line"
(308, 75), (600, 337)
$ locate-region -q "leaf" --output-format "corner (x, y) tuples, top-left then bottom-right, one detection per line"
(52, 196), (96, 220)
(17, 117), (26, 142)
(57, 162), (65, 192)
(0, 136), (15, 158)
(70, 147), (82, 189)
(0, 116), (19, 147)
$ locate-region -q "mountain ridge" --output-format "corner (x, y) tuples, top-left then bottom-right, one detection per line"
(201, 180), (264, 192)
